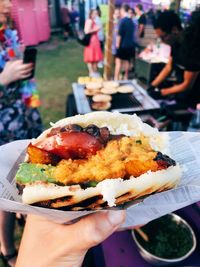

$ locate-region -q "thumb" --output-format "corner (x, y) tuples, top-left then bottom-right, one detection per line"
(68, 210), (126, 251)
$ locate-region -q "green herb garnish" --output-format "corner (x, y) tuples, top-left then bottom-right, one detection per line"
(136, 140), (142, 145)
(135, 214), (194, 259)
(89, 181), (98, 187)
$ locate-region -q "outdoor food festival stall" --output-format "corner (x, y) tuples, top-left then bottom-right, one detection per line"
(1, 1), (200, 266)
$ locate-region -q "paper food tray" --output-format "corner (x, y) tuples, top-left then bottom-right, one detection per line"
(0, 132), (200, 228)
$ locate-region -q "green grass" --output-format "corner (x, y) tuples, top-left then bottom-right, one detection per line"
(36, 35), (88, 128)
(0, 36), (87, 267)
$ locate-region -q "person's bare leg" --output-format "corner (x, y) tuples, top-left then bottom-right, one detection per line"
(0, 211), (16, 267)
(124, 60), (130, 80)
(63, 31), (69, 40)
(114, 57), (121, 80)
(93, 62), (98, 73)
(87, 63), (93, 76)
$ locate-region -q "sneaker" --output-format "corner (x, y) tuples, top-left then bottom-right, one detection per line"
(97, 62), (104, 68)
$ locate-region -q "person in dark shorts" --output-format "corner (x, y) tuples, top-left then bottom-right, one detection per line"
(148, 10), (200, 109)
(114, 4), (134, 80)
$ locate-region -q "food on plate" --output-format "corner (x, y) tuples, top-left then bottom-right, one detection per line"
(85, 82), (102, 90)
(103, 81), (119, 89)
(78, 77), (103, 85)
(15, 112), (181, 211)
(101, 87), (118, 95)
(84, 88), (101, 96)
(78, 76), (91, 85)
(92, 94), (112, 102)
(117, 85), (135, 93)
(90, 77), (103, 83)
(91, 102), (111, 110)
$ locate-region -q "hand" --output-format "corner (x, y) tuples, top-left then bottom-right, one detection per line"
(0, 60), (33, 86)
(16, 210), (126, 267)
(160, 88), (169, 96)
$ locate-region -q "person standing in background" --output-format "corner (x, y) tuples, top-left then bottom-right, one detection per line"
(96, 6), (104, 50)
(84, 9), (103, 77)
(95, 7), (104, 68)
(0, 1), (43, 266)
(129, 7), (138, 46)
(135, 4), (146, 39)
(60, 4), (71, 41)
(128, 7), (137, 71)
(112, 7), (120, 57)
(148, 10), (200, 110)
(70, 6), (80, 37)
(114, 4), (134, 80)
(147, 8), (156, 25)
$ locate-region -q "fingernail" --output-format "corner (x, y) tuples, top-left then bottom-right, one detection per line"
(107, 210), (125, 226)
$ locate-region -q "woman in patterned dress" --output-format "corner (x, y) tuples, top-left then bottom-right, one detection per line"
(0, 1), (43, 266)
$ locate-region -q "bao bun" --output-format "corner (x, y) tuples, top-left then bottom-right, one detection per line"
(23, 112), (181, 210)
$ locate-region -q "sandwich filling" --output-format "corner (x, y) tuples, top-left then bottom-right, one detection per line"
(16, 124), (176, 188)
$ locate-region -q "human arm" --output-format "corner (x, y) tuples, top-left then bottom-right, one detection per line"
(151, 57), (173, 87)
(138, 23), (145, 38)
(0, 60), (33, 86)
(84, 19), (100, 34)
(116, 20), (123, 49)
(161, 70), (199, 96)
(116, 35), (121, 49)
(138, 15), (146, 38)
(16, 210), (125, 267)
